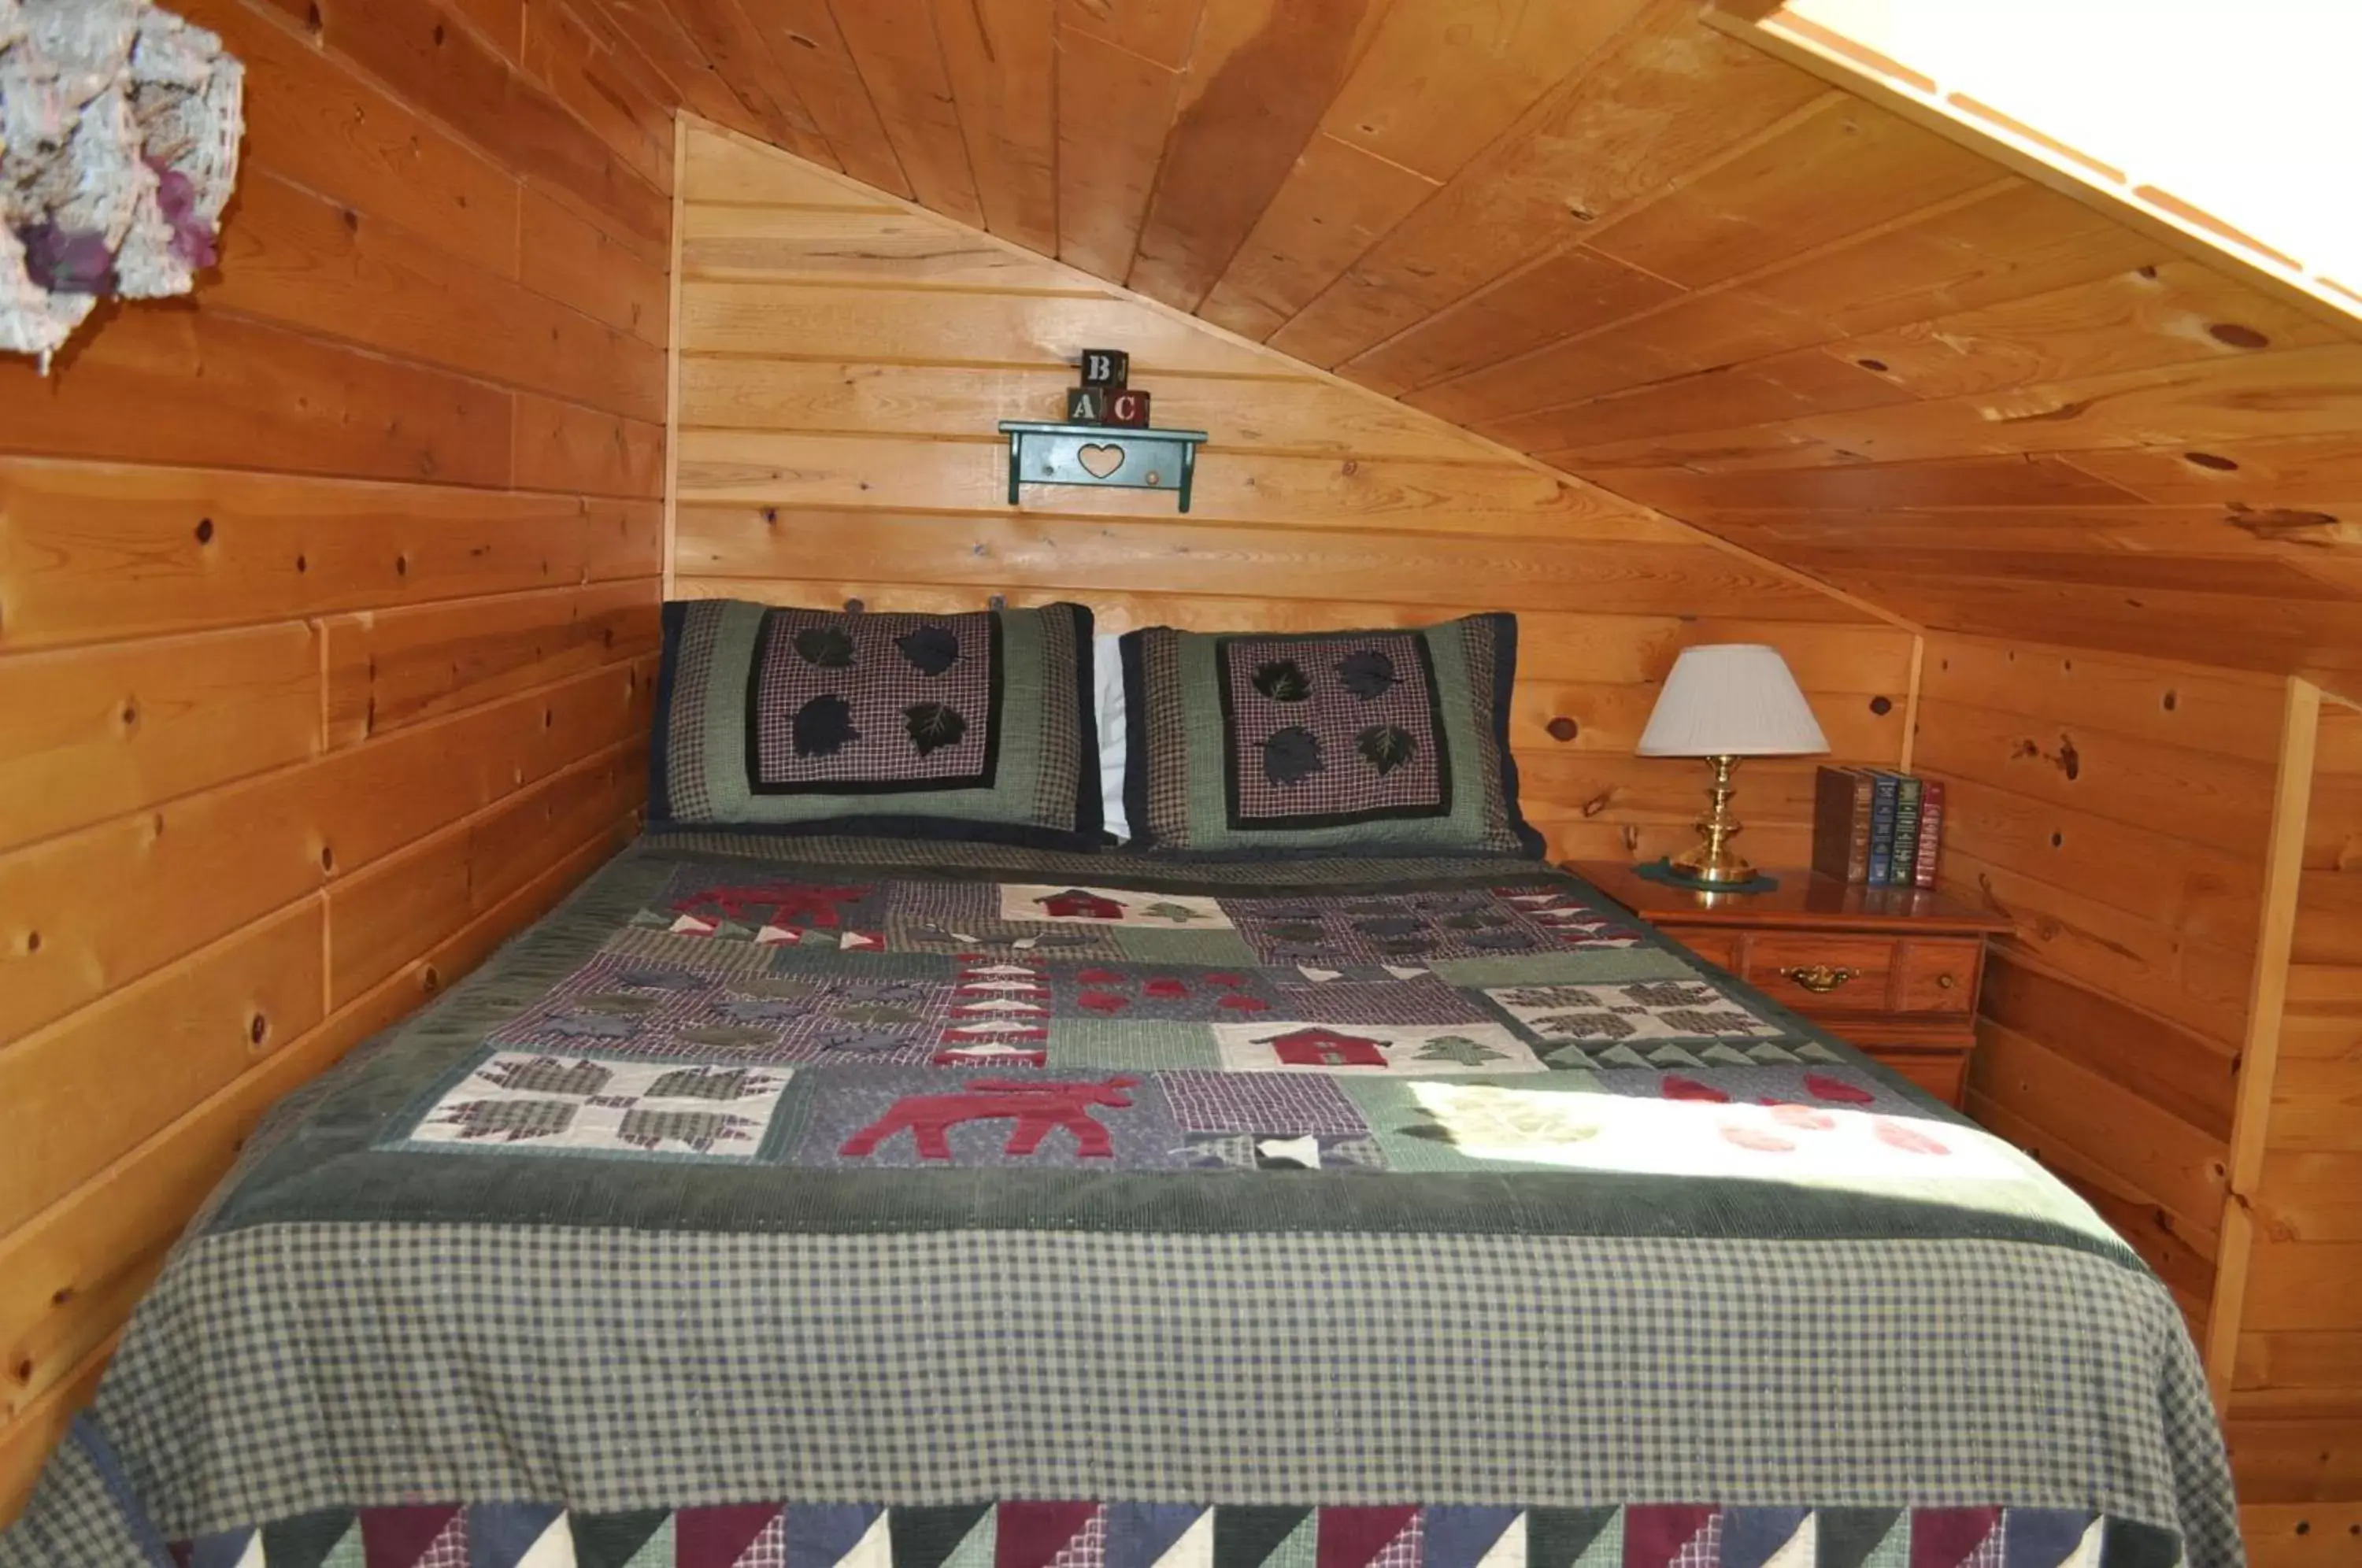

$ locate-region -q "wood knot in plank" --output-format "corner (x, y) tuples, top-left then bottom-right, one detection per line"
(2011, 734), (2079, 780)
(1993, 398), (2091, 425)
(2227, 505), (2355, 546)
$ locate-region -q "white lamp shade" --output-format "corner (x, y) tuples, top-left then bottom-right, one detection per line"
(1635, 644), (1830, 758)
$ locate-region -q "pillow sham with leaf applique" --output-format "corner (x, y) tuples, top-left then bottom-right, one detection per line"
(650, 598), (1101, 849)
(1116, 612), (1542, 858)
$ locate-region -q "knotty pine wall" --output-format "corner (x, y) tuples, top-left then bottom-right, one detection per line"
(0, 0), (671, 1516)
(1920, 635), (2280, 1326)
(1916, 637), (2362, 1555)
(668, 121), (1912, 862)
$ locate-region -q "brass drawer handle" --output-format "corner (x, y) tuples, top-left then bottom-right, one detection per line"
(1778, 964), (1856, 993)
(1936, 973), (1957, 990)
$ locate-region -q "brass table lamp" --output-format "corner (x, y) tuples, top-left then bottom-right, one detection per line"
(1636, 644), (1830, 886)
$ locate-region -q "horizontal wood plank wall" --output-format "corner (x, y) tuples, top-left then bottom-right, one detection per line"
(2231, 697), (2362, 1546)
(392, 0), (2362, 701)
(670, 120), (1910, 865)
(0, 0), (669, 1520)
(1918, 633), (2288, 1330)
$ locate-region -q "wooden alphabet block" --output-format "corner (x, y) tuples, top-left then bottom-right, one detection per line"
(1104, 388), (1151, 428)
(1077, 348), (1129, 389)
(1064, 386), (1108, 423)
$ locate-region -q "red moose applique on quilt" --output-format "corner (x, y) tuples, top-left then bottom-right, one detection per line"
(839, 1076), (1141, 1161)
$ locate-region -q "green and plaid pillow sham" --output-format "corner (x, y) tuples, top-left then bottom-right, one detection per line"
(651, 598), (1102, 849)
(1116, 612), (1543, 859)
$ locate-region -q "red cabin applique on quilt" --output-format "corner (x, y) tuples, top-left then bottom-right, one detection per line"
(1035, 888), (1127, 920)
(1257, 1027), (1390, 1069)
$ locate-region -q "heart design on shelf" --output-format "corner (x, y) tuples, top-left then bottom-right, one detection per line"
(1077, 442), (1125, 479)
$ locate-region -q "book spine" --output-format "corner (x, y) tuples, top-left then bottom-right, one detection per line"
(1913, 779), (1946, 889)
(1865, 771), (1900, 886)
(1846, 771), (1874, 882)
(1891, 775), (1923, 888)
(1811, 767), (1849, 882)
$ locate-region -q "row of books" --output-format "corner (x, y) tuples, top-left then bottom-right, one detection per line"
(1812, 766), (1944, 888)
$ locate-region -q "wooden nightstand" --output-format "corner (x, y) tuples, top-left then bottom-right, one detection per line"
(1567, 861), (2013, 1108)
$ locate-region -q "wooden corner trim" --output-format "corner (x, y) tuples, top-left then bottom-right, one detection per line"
(662, 111), (688, 603)
(2200, 675), (2322, 1403)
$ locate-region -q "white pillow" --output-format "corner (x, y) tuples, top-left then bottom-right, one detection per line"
(1094, 631), (1129, 842)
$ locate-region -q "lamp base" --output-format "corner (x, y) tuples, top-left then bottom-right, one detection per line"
(1671, 754), (1754, 886)
(1668, 840), (1757, 886)
(1636, 857), (1780, 894)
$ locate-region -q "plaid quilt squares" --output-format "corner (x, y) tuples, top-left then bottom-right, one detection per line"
(394, 1051), (796, 1162)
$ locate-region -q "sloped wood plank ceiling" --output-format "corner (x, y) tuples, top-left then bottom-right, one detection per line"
(532, 0), (2362, 691)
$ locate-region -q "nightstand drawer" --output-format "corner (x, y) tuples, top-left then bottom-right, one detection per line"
(1859, 1042), (1972, 1106)
(1739, 934), (1897, 1013)
(1894, 938), (1983, 1014)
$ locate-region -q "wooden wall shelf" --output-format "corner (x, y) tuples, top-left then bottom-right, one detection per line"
(997, 420), (1209, 512)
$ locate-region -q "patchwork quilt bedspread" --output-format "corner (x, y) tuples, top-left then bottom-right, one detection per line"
(1, 836), (2239, 1568)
